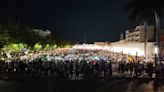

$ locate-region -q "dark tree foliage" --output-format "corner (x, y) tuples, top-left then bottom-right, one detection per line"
(124, 0), (164, 24)
(0, 17), (72, 48)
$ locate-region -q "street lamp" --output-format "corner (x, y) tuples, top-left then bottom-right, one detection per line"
(154, 45), (158, 54)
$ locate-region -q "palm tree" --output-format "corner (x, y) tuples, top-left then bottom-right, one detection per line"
(124, 0), (163, 24)
(124, 0), (164, 63)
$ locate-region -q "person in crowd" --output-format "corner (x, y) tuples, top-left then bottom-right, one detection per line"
(160, 62), (164, 78)
(108, 61), (112, 77)
(129, 61), (134, 77)
(50, 61), (57, 76)
(65, 60), (70, 77)
(75, 62), (80, 79)
(146, 62), (154, 78)
(7, 62), (13, 73)
(70, 61), (74, 77)
(120, 60), (126, 76)
(155, 63), (161, 78)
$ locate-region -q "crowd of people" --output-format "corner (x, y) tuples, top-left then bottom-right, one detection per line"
(117, 61), (164, 78)
(0, 49), (164, 79)
(0, 59), (112, 79)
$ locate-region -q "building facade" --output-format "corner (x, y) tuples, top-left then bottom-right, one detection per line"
(125, 25), (154, 43)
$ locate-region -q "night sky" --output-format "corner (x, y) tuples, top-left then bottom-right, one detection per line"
(1, 0), (163, 43)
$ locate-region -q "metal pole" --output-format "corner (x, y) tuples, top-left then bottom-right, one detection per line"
(136, 51), (138, 62)
(84, 32), (87, 43)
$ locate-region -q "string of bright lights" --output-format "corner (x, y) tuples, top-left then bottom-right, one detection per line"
(72, 44), (155, 57)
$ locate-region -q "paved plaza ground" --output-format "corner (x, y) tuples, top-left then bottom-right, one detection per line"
(0, 75), (162, 92)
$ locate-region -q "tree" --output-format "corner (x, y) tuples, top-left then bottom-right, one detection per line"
(1, 43), (25, 52)
(124, 0), (164, 24)
(33, 43), (42, 51)
(0, 33), (13, 48)
(0, 17), (44, 48)
(0, 17), (73, 52)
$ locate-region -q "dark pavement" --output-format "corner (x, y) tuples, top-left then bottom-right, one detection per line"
(0, 74), (164, 92)
(0, 75), (130, 92)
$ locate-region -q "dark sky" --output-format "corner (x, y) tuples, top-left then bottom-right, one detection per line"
(0, 0), (149, 42)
